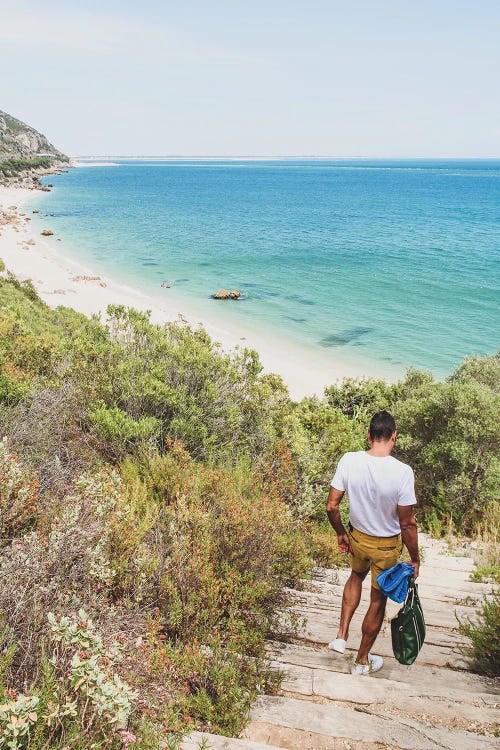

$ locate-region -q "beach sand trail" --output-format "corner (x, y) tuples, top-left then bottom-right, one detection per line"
(183, 534), (499, 750)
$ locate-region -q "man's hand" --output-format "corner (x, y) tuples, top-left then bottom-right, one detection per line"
(337, 533), (351, 554)
(409, 560), (419, 580)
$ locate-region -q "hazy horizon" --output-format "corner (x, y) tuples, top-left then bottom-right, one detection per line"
(72, 155), (500, 159)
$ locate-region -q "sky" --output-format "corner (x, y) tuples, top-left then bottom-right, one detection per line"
(1, 0), (499, 157)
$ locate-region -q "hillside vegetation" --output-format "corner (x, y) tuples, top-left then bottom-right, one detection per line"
(0, 267), (498, 747)
(0, 110), (68, 183)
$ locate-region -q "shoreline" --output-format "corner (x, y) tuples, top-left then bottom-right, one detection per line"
(0, 183), (395, 399)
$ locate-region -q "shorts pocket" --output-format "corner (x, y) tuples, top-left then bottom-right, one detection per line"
(377, 545), (398, 551)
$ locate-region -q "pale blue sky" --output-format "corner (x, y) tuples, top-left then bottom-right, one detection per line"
(2, 0), (499, 156)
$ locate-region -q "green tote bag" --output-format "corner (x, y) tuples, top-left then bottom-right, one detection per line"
(391, 576), (426, 665)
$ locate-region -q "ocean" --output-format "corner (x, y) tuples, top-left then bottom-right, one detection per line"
(32, 159), (499, 380)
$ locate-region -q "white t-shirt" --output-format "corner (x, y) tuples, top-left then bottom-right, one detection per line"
(331, 451), (416, 537)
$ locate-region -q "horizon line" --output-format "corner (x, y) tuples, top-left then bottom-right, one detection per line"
(73, 154), (500, 160)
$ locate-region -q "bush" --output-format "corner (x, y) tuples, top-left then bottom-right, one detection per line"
(0, 440), (312, 741)
(0, 611), (138, 749)
(394, 378), (500, 530)
(449, 353), (500, 393)
(122, 443), (311, 649)
(67, 305), (284, 464)
(0, 464), (132, 681)
(263, 399), (363, 523)
(0, 438), (38, 544)
(459, 589), (500, 678)
(0, 381), (101, 497)
(89, 406), (161, 460)
(325, 376), (394, 418)
(144, 633), (279, 736)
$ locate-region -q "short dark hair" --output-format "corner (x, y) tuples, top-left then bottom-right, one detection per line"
(369, 410), (396, 440)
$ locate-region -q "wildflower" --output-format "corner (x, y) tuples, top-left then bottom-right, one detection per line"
(119, 730), (137, 747)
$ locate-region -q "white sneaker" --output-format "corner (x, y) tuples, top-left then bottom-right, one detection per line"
(351, 653), (384, 675)
(328, 638), (347, 654)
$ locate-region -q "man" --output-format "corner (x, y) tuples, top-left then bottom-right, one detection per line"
(326, 410), (419, 675)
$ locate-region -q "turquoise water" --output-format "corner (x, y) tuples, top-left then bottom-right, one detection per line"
(34, 159), (499, 378)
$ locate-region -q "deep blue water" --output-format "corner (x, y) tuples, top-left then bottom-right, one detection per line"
(34, 159), (499, 378)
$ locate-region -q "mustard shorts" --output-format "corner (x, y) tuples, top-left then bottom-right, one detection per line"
(347, 526), (403, 590)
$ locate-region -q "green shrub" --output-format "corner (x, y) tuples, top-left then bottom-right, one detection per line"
(325, 376), (394, 418)
(146, 635), (279, 736)
(123, 443), (311, 648)
(394, 378), (500, 530)
(89, 406), (161, 459)
(470, 566), (500, 584)
(0, 156), (52, 178)
(449, 353), (500, 393)
(0, 368), (30, 405)
(459, 589), (500, 678)
(0, 611), (138, 749)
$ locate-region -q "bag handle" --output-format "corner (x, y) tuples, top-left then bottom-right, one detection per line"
(406, 576), (416, 608)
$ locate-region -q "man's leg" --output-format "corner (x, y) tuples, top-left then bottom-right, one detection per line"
(336, 569), (368, 640)
(355, 586), (387, 664)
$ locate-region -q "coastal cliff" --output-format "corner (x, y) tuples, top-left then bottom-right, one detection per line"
(0, 109), (69, 188)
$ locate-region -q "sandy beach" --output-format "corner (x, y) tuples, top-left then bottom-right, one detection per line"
(0, 184), (388, 399)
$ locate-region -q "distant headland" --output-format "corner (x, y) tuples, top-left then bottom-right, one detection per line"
(0, 109), (70, 189)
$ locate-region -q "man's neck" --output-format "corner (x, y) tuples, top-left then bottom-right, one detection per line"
(367, 441), (393, 457)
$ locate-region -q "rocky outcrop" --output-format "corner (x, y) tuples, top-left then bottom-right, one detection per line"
(0, 110), (66, 162)
(212, 289), (241, 300)
(0, 109), (70, 189)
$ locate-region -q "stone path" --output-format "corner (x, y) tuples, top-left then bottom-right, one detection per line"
(183, 535), (499, 749)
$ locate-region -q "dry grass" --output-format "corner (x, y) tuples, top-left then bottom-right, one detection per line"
(471, 500), (500, 583)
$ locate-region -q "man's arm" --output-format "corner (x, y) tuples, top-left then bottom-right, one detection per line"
(397, 504), (420, 579)
(326, 486), (351, 553)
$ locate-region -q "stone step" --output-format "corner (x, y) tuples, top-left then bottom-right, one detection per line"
(294, 604), (468, 648)
(318, 579), (492, 606)
(322, 568), (494, 600)
(303, 577), (482, 604)
(245, 695), (497, 750)
(245, 722), (394, 750)
(272, 661), (499, 727)
(288, 585), (480, 629)
(272, 661), (500, 712)
(293, 614), (468, 669)
(181, 731), (289, 750)
(266, 641), (500, 698)
(289, 598), (473, 637)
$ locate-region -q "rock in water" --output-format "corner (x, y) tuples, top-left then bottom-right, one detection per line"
(41, 229), (54, 236)
(212, 289), (241, 299)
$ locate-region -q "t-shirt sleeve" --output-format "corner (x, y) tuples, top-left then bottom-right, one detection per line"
(398, 466), (417, 506)
(330, 454), (347, 491)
